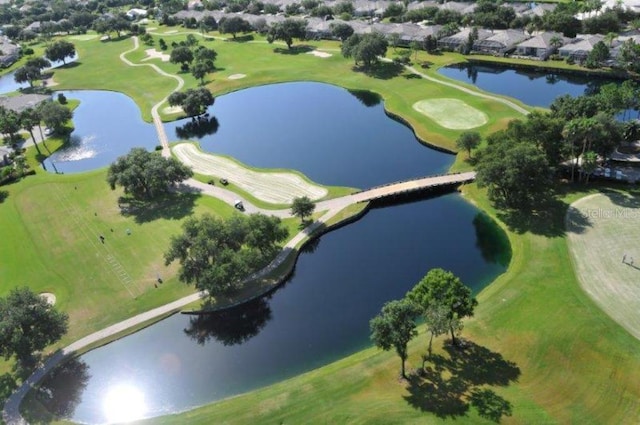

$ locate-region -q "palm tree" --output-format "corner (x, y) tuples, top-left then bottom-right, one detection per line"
(20, 108), (42, 156)
(550, 35), (563, 52)
(605, 32), (617, 48)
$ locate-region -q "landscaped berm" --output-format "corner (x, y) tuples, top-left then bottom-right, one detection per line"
(412, 98), (488, 130)
(566, 192), (640, 340)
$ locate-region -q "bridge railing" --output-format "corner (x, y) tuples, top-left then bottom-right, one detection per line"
(352, 171), (475, 195)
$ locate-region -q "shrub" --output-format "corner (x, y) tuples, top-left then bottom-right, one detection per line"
(57, 93), (67, 104)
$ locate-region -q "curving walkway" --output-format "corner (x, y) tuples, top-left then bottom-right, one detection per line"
(119, 36), (183, 157)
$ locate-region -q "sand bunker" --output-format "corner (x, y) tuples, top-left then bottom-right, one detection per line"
(163, 106), (183, 114)
(144, 48), (170, 62)
(69, 34), (98, 41)
(173, 143), (328, 204)
(228, 74), (247, 80)
(307, 51), (332, 58)
(413, 98), (487, 130)
(40, 293), (56, 306)
(164, 30), (178, 34)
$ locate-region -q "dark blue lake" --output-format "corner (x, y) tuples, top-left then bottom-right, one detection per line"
(164, 82), (451, 188)
(34, 83), (508, 424)
(42, 90), (157, 174)
(438, 62), (625, 108)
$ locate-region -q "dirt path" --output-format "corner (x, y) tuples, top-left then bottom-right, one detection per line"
(566, 193), (640, 340)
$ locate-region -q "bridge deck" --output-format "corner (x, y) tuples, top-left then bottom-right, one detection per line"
(351, 171), (476, 203)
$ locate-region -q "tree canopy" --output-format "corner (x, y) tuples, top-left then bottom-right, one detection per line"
(0, 287), (68, 364)
(370, 298), (420, 378)
(341, 32), (388, 67)
(267, 18), (307, 49)
(45, 40), (76, 65)
(38, 100), (72, 133)
(218, 16), (252, 39)
(168, 87), (215, 117)
(456, 131), (481, 158)
(406, 268), (477, 346)
(107, 147), (193, 200)
(291, 196), (315, 223)
(165, 213), (288, 297)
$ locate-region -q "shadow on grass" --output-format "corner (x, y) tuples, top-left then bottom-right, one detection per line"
(404, 340), (519, 423)
(0, 190), (8, 203)
(21, 357), (90, 424)
(601, 187), (640, 208)
(404, 72), (422, 79)
(353, 61), (404, 80)
(496, 196), (581, 237)
(273, 44), (314, 55)
(118, 192), (197, 223)
(226, 34), (254, 42)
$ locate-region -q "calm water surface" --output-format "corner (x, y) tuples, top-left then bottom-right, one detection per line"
(42, 90), (157, 174)
(165, 82), (452, 188)
(438, 62), (623, 108)
(38, 83), (508, 423)
(51, 195), (505, 424)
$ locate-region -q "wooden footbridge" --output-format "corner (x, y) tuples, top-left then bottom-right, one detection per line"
(350, 171), (476, 203)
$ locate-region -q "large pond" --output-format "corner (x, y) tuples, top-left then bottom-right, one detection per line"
(0, 53), (79, 94)
(438, 62), (626, 109)
(37, 82), (508, 424)
(42, 90), (157, 174)
(164, 82), (452, 188)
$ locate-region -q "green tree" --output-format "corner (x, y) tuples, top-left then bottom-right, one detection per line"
(370, 299), (420, 379)
(406, 268), (477, 347)
(581, 151), (598, 184)
(191, 60), (214, 85)
(165, 213), (287, 297)
(291, 196), (315, 223)
(0, 287), (68, 365)
(107, 147), (193, 200)
(330, 22), (354, 42)
(0, 107), (21, 141)
(168, 87), (215, 117)
(20, 107), (42, 156)
(585, 41), (609, 68)
(476, 136), (553, 210)
(342, 32), (388, 67)
(422, 302), (451, 357)
(218, 16), (252, 39)
(267, 18), (307, 49)
(169, 46), (194, 70)
(456, 131), (481, 158)
(44, 40), (76, 65)
(38, 100), (72, 133)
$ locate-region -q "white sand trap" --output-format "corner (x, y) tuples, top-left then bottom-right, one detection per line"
(143, 48), (170, 62)
(147, 27), (158, 31)
(163, 106), (183, 114)
(173, 143), (328, 204)
(69, 34), (98, 41)
(43, 76), (58, 87)
(413, 98), (487, 130)
(164, 30), (178, 34)
(40, 293), (56, 306)
(566, 193), (640, 340)
(228, 73), (246, 80)
(307, 50), (332, 58)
